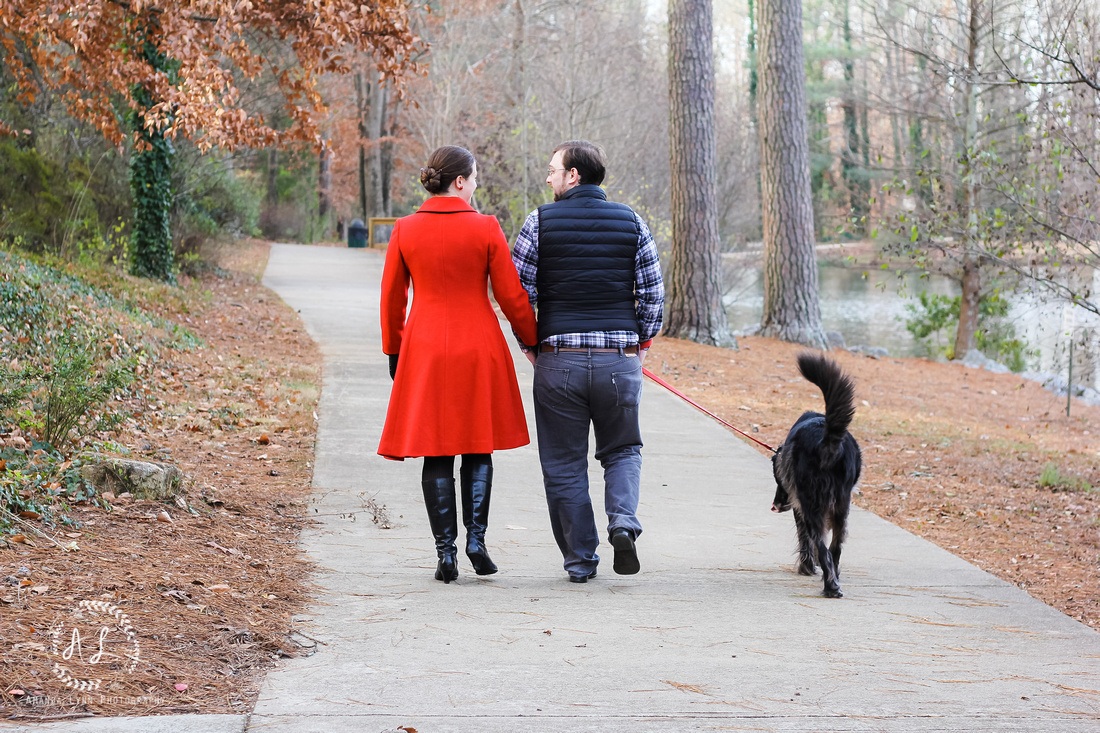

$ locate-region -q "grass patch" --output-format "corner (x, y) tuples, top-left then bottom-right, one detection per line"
(1038, 462), (1093, 492)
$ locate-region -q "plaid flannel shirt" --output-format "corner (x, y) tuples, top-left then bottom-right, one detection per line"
(511, 207), (664, 349)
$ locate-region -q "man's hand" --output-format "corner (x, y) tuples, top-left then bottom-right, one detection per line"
(638, 348), (648, 367)
(524, 350), (537, 366)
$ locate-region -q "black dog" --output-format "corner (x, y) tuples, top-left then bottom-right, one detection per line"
(771, 353), (862, 598)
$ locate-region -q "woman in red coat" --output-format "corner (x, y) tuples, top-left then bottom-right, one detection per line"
(378, 145), (538, 583)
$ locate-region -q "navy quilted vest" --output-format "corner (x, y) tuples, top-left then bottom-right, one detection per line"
(536, 185), (640, 342)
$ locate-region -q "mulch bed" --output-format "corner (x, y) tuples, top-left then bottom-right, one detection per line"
(1, 241), (323, 721)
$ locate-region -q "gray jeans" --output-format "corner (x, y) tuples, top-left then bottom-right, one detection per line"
(533, 349), (644, 576)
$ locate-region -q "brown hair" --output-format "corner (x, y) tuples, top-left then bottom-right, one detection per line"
(553, 140), (606, 186)
(420, 145), (475, 194)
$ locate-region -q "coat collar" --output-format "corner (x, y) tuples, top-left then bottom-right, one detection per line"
(558, 184), (607, 202)
(416, 196), (477, 214)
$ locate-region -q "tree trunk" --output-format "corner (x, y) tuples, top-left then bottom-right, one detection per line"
(840, 0), (866, 236)
(757, 0), (826, 348)
(953, 0), (982, 360)
(266, 148), (279, 206)
(354, 72), (368, 220)
(665, 0), (735, 347)
(361, 76), (390, 220)
(128, 20), (176, 284)
(318, 142), (332, 226)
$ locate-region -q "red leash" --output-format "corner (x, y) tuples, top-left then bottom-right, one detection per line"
(642, 367), (777, 454)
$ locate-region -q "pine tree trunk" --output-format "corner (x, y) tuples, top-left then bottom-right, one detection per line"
(757, 0), (826, 348)
(664, 0), (735, 347)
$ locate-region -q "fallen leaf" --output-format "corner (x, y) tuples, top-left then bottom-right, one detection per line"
(19, 511), (41, 520)
(174, 683), (188, 692)
(19, 579), (33, 587)
(8, 689), (25, 697)
(10, 534), (27, 544)
(31, 585), (48, 594)
(0, 595), (15, 604)
(0, 459), (6, 470)
(209, 584), (232, 593)
(257, 433), (270, 445)
(157, 510), (173, 523)
(65, 532), (81, 538)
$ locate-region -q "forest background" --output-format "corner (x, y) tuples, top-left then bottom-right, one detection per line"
(2, 0), (1096, 355)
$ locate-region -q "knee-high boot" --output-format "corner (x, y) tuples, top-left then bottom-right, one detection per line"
(460, 463), (498, 575)
(421, 478), (459, 583)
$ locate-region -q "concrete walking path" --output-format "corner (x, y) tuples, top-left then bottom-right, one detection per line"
(10, 242), (1100, 732)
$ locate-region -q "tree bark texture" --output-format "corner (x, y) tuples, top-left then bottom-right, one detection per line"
(757, 0), (826, 348)
(665, 0), (735, 348)
(953, 0), (982, 359)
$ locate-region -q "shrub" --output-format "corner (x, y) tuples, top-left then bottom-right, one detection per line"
(38, 334), (134, 450)
(904, 289), (1034, 369)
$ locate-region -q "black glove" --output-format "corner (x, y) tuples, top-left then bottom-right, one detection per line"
(388, 353), (399, 380)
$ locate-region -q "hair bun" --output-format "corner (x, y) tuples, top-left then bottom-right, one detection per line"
(419, 166), (444, 193)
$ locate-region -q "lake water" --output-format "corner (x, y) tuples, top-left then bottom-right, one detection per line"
(719, 255), (1100, 392)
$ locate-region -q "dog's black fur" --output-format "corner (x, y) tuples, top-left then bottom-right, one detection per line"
(771, 353), (862, 598)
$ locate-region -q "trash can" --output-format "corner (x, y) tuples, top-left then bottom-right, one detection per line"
(348, 218), (367, 248)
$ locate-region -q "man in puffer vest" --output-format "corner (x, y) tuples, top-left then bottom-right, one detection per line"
(512, 140), (665, 583)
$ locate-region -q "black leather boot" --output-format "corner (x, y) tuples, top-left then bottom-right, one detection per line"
(421, 478), (459, 583)
(460, 463), (498, 575)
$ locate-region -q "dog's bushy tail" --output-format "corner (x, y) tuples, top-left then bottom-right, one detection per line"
(797, 352), (856, 458)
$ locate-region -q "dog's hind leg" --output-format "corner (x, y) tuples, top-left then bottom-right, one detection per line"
(801, 512), (840, 597)
(792, 508), (816, 575)
(828, 508), (848, 584)
(818, 538), (842, 598)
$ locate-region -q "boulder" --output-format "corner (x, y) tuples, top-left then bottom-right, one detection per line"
(956, 350), (1010, 374)
(80, 457), (183, 500)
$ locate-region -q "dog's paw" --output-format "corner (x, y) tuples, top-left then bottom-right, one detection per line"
(797, 560), (816, 576)
(824, 586), (843, 599)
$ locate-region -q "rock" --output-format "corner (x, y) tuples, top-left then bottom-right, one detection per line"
(79, 457), (183, 500)
(955, 350), (1010, 374)
(825, 331), (847, 350)
(849, 345), (890, 358)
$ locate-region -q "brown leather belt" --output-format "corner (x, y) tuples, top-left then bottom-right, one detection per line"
(539, 345), (639, 354)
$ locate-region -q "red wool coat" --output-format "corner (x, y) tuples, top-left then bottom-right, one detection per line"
(377, 196), (538, 460)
